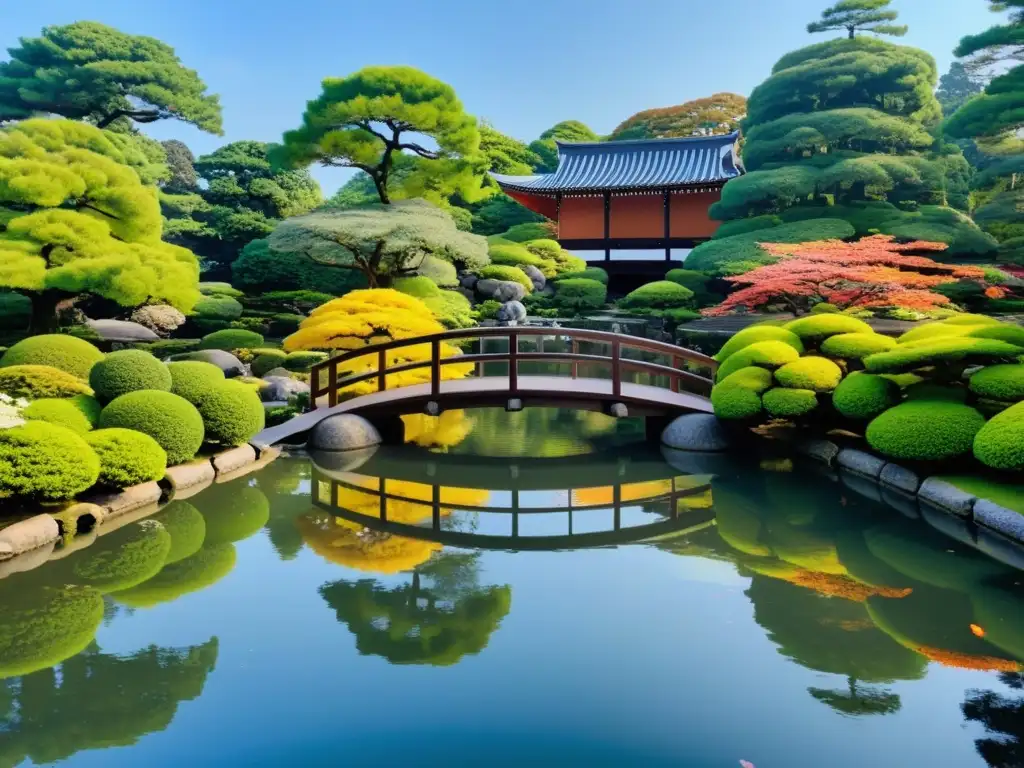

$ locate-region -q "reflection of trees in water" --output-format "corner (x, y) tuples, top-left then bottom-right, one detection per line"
(254, 457), (315, 561)
(402, 410), (475, 452)
(319, 552), (511, 666)
(809, 679), (901, 717)
(963, 673), (1024, 768)
(0, 638), (218, 767)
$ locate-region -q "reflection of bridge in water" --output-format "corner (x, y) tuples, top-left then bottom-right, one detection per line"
(309, 448), (716, 551)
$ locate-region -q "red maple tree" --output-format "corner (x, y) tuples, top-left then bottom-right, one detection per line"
(703, 235), (989, 316)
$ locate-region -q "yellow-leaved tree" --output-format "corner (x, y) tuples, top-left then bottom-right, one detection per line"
(283, 288), (473, 397)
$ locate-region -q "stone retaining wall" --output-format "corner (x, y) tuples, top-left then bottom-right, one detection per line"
(0, 441), (280, 577)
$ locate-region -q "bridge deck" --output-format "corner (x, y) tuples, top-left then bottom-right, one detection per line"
(254, 375), (713, 448)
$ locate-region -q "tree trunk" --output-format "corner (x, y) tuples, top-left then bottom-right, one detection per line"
(848, 27), (855, 39)
(29, 290), (65, 334)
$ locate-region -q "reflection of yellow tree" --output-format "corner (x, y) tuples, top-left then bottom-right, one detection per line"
(572, 479), (673, 507)
(402, 410), (474, 451)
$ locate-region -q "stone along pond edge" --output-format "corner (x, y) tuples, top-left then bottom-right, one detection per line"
(0, 440), (280, 578)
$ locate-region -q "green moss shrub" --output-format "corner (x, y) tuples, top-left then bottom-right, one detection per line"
(88, 350), (172, 404)
(664, 269), (719, 306)
(151, 501), (207, 564)
(199, 281), (244, 298)
(191, 294), (243, 320)
(501, 222), (556, 242)
(897, 323), (974, 344)
(284, 351), (328, 372)
(0, 365), (94, 399)
(0, 422), (100, 501)
(715, 326), (804, 362)
(973, 401), (1024, 471)
(192, 380), (265, 446)
(198, 328), (264, 351)
(0, 334), (103, 379)
(810, 302), (839, 314)
(711, 366), (773, 420)
(618, 281), (694, 310)
(167, 361), (225, 404)
(966, 324), (1024, 347)
(940, 314), (1003, 327)
(250, 349), (288, 377)
(552, 278), (607, 313)
(489, 242), (550, 272)
(478, 265), (534, 292)
(864, 337), (1024, 373)
(84, 428), (167, 488)
(762, 387), (818, 417)
(555, 267), (609, 284)
(866, 401), (986, 461)
(820, 332), (896, 360)
(773, 357), (843, 392)
(782, 315), (873, 345)
(832, 372), (899, 420)
(99, 391), (205, 466)
(22, 396), (100, 434)
(715, 340), (802, 383)
(969, 364), (1024, 402)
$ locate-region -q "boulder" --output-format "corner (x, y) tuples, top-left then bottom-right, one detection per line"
(459, 274), (479, 290)
(262, 367), (293, 379)
(496, 301), (527, 324)
(522, 265), (546, 291)
(476, 279), (526, 303)
(212, 444), (257, 476)
(836, 448), (886, 479)
(87, 318), (159, 342)
(660, 413), (731, 452)
(879, 463), (921, 495)
(261, 375), (310, 403)
(917, 477), (977, 518)
(0, 515), (60, 559)
(308, 414), (382, 452)
(170, 349), (245, 378)
(974, 500), (1024, 543)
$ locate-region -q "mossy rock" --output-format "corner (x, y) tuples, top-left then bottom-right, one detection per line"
(715, 340), (802, 383)
(714, 326), (805, 362)
(971, 587), (1024, 662)
(969, 363), (1024, 402)
(820, 332), (896, 360)
(69, 520), (172, 594)
(762, 387), (818, 417)
(832, 372), (899, 420)
(973, 400), (1024, 471)
(864, 337), (1024, 373)
(863, 521), (1010, 593)
(195, 482), (271, 546)
(783, 315), (873, 345)
(966, 324), (1024, 347)
(711, 366), (773, 420)
(113, 544), (236, 608)
(150, 501), (207, 564)
(866, 401), (985, 462)
(774, 356), (843, 392)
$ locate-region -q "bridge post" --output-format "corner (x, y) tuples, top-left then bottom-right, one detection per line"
(377, 348), (387, 392)
(430, 339), (441, 397)
(328, 363), (338, 408)
(509, 331), (518, 392)
(611, 340), (621, 397)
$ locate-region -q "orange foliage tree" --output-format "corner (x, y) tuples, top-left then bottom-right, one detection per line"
(703, 235), (990, 316)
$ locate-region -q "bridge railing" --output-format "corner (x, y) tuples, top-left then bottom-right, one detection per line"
(309, 326), (719, 408)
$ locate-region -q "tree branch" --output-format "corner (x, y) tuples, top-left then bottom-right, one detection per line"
(398, 141), (442, 160)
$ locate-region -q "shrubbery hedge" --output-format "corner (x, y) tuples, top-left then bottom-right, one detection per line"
(866, 401), (986, 462)
(0, 365), (94, 399)
(89, 350), (172, 404)
(198, 329), (265, 351)
(191, 295), (243, 320)
(0, 422), (100, 501)
(774, 356), (843, 392)
(479, 265), (534, 292)
(84, 428), (168, 489)
(969, 364), (1024, 402)
(22, 395), (100, 434)
(864, 337), (1024, 373)
(0, 335), (103, 379)
(192, 380), (265, 446)
(711, 366), (774, 420)
(99, 391), (205, 466)
(167, 361), (225, 404)
(250, 349), (288, 377)
(820, 332), (896, 360)
(716, 340), (802, 383)
(762, 387), (818, 418)
(0, 292), (31, 331)
(783, 315), (873, 345)
(832, 372), (898, 420)
(284, 351), (327, 372)
(618, 281), (694, 311)
(551, 278), (607, 313)
(973, 401), (1024, 471)
(715, 326), (804, 362)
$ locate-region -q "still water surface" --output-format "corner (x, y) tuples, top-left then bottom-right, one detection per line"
(2, 408), (1024, 767)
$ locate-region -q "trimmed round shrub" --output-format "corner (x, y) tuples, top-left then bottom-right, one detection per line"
(552, 278), (607, 313)
(0, 292), (31, 330)
(99, 391), (205, 466)
(250, 349), (288, 377)
(967, 323), (1024, 347)
(192, 380), (265, 446)
(904, 382), (968, 402)
(71, 520), (172, 593)
(284, 351), (328, 372)
(191, 294), (243, 320)
(820, 332), (896, 360)
(199, 281), (244, 298)
(864, 337), (1024, 373)
(167, 361), (225, 404)
(832, 372), (899, 420)
(970, 364), (1024, 402)
(782, 315), (873, 345)
(0, 365), (94, 399)
(973, 401), (1024, 471)
(715, 340), (802, 383)
(198, 328), (265, 351)
(0, 334), (103, 379)
(897, 323), (975, 344)
(773, 356), (843, 392)
(715, 326), (804, 362)
(0, 422), (100, 501)
(22, 396), (100, 434)
(89, 350), (172, 404)
(555, 267), (609, 284)
(762, 387), (818, 418)
(84, 428), (167, 489)
(810, 302), (839, 314)
(711, 366), (773, 420)
(940, 313), (1003, 327)
(151, 501), (207, 565)
(866, 401), (986, 462)
(479, 265), (534, 292)
(618, 281), (694, 310)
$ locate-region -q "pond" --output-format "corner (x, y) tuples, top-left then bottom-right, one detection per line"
(2, 408), (1024, 767)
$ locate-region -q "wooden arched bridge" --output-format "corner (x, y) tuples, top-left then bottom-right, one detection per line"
(258, 327), (718, 446)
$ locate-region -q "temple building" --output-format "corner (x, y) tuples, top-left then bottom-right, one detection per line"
(491, 132), (744, 263)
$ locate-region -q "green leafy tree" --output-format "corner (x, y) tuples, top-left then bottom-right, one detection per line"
(962, 673), (1024, 768)
(0, 21), (222, 133)
(608, 93), (747, 141)
(319, 552), (511, 666)
(266, 199), (489, 288)
(274, 66), (484, 205)
(161, 140), (199, 193)
(0, 119), (200, 331)
(937, 62), (986, 117)
(528, 120), (600, 173)
(807, 0), (907, 39)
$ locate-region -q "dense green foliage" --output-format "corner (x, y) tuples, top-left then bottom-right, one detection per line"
(0, 291), (30, 330)
(774, 356), (844, 391)
(973, 400), (1024, 471)
(832, 371), (899, 419)
(617, 281), (694, 310)
(283, 351), (328, 372)
(783, 315), (873, 344)
(664, 269), (721, 306)
(231, 238), (367, 295)
(866, 400), (986, 461)
(864, 337), (1024, 373)
(84, 428), (168, 488)
(0, 365), (93, 399)
(0, 421), (99, 500)
(99, 391), (204, 465)
(191, 380), (265, 446)
(806, 0), (907, 39)
(167, 361), (225, 404)
(608, 93), (747, 140)
(0, 21), (222, 132)
(549, 278), (607, 314)
(89, 350), (173, 404)
(763, 387), (819, 417)
(478, 265), (533, 291)
(250, 349), (289, 377)
(711, 366), (774, 419)
(716, 340), (802, 383)
(686, 219), (856, 275)
(0, 335), (102, 379)
(969, 364), (1024, 402)
(393, 277), (475, 329)
(190, 295), (243, 321)
(198, 329), (264, 351)
(22, 396), (99, 434)
(716, 326), (805, 362)
(528, 121), (600, 173)
(820, 332), (897, 359)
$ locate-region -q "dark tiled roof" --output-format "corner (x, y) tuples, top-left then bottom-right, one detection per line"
(492, 132), (743, 194)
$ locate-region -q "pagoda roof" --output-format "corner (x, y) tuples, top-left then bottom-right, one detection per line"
(491, 131), (743, 195)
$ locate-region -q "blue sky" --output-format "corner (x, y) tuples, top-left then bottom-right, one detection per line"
(0, 0), (999, 195)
